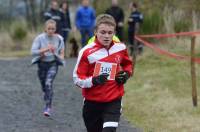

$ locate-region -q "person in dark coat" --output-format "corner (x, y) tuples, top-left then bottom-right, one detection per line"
(128, 2), (143, 59)
(105, 0), (124, 41)
(44, 0), (63, 35)
(60, 1), (71, 57)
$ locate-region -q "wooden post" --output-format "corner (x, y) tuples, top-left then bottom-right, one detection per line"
(191, 36), (197, 107)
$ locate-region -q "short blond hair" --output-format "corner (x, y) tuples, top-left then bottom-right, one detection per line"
(95, 14), (116, 30)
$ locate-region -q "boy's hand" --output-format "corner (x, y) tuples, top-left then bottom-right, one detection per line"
(115, 71), (130, 84)
(92, 73), (109, 86)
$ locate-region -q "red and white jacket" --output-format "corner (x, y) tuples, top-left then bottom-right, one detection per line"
(73, 39), (133, 102)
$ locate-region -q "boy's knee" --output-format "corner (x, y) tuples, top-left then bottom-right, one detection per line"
(102, 122), (118, 132)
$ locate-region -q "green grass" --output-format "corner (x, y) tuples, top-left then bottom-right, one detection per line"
(0, 50), (30, 58)
(123, 47), (200, 132)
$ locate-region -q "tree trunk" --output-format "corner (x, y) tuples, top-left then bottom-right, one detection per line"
(39, 0), (51, 22)
(24, 0), (30, 23)
(29, 0), (37, 30)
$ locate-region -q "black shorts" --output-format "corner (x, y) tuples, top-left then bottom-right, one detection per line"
(82, 98), (122, 132)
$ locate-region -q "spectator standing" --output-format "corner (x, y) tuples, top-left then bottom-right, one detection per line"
(31, 19), (65, 117)
(105, 0), (124, 41)
(44, 0), (63, 35)
(60, 1), (71, 57)
(128, 2), (143, 59)
(73, 14), (133, 132)
(75, 0), (96, 47)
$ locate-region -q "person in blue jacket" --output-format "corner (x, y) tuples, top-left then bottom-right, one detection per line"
(128, 2), (143, 58)
(75, 0), (96, 47)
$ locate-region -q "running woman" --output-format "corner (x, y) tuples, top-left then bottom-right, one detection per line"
(31, 19), (65, 117)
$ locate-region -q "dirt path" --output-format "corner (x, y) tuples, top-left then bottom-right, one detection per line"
(0, 57), (141, 132)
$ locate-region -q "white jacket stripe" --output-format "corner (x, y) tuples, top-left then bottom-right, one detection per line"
(88, 48), (108, 64)
(88, 43), (126, 64)
(109, 43), (126, 55)
(73, 44), (94, 88)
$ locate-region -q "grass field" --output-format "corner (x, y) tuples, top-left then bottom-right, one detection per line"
(123, 38), (200, 132)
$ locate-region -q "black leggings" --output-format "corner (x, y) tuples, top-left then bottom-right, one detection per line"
(37, 61), (58, 107)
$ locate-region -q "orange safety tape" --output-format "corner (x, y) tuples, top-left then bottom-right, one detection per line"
(138, 31), (200, 38)
(135, 36), (200, 64)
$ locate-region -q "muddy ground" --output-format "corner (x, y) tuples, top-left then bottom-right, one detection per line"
(0, 57), (141, 132)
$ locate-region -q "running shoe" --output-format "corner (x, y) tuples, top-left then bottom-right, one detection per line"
(43, 107), (51, 117)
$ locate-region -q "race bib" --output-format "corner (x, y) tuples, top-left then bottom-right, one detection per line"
(93, 61), (117, 80)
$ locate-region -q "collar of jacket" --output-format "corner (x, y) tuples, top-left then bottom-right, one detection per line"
(94, 36), (114, 50)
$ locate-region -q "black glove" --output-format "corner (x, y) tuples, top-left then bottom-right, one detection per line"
(115, 71), (130, 84)
(92, 73), (109, 86)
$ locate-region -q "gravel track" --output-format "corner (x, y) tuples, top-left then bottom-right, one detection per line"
(0, 57), (141, 132)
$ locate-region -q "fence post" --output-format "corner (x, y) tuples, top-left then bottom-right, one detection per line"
(191, 36), (197, 107)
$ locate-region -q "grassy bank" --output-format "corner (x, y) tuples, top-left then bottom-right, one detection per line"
(124, 39), (200, 132)
(0, 31), (35, 58)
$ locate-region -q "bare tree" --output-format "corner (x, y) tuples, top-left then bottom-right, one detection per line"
(39, 0), (51, 22)
(29, 0), (37, 30)
(23, 0), (37, 30)
(23, 0), (51, 30)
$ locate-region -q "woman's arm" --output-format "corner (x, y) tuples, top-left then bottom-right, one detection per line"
(59, 48), (65, 60)
(31, 36), (52, 56)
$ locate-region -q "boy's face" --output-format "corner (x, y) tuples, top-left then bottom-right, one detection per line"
(45, 23), (56, 36)
(95, 23), (115, 48)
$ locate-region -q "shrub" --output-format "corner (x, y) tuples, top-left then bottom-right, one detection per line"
(140, 10), (164, 35)
(163, 7), (192, 34)
(9, 20), (28, 50)
(10, 21), (27, 41)
(93, 0), (110, 15)
(174, 20), (191, 33)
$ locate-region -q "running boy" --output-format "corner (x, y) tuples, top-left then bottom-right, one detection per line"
(73, 14), (133, 132)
